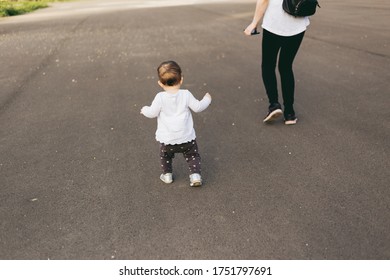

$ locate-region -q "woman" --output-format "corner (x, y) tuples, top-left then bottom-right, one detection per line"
(244, 0), (310, 125)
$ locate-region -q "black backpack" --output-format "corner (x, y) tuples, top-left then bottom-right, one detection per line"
(282, 0), (321, 17)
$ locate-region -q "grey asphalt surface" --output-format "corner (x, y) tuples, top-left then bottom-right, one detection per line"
(0, 0), (389, 260)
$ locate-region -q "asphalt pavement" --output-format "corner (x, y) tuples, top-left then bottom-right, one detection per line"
(0, 0), (389, 259)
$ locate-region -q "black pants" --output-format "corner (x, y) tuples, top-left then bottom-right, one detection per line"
(160, 140), (201, 175)
(262, 29), (305, 115)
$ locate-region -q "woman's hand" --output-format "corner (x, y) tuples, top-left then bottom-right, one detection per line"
(244, 0), (269, 36)
(244, 23), (258, 36)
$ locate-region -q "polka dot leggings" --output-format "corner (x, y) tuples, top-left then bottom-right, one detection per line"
(160, 140), (201, 175)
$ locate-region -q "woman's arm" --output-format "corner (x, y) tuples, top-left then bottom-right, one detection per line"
(244, 0), (269, 36)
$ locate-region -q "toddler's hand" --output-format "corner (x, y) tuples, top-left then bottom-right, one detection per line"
(140, 106), (146, 115)
(205, 92), (212, 101)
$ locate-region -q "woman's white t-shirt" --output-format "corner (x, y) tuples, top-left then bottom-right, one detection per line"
(262, 0), (310, 36)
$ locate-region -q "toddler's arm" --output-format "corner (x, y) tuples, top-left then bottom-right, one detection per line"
(189, 92), (212, 113)
(140, 95), (162, 118)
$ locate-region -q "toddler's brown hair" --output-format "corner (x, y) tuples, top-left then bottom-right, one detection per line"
(157, 61), (182, 87)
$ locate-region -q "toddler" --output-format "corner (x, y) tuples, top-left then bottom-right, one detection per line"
(141, 61), (212, 187)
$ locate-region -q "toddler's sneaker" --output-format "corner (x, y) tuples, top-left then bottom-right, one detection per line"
(263, 103), (283, 123)
(160, 173), (173, 184)
(284, 114), (298, 125)
(189, 173), (202, 187)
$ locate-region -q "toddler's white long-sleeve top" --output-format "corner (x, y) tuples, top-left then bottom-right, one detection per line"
(141, 89), (211, 145)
